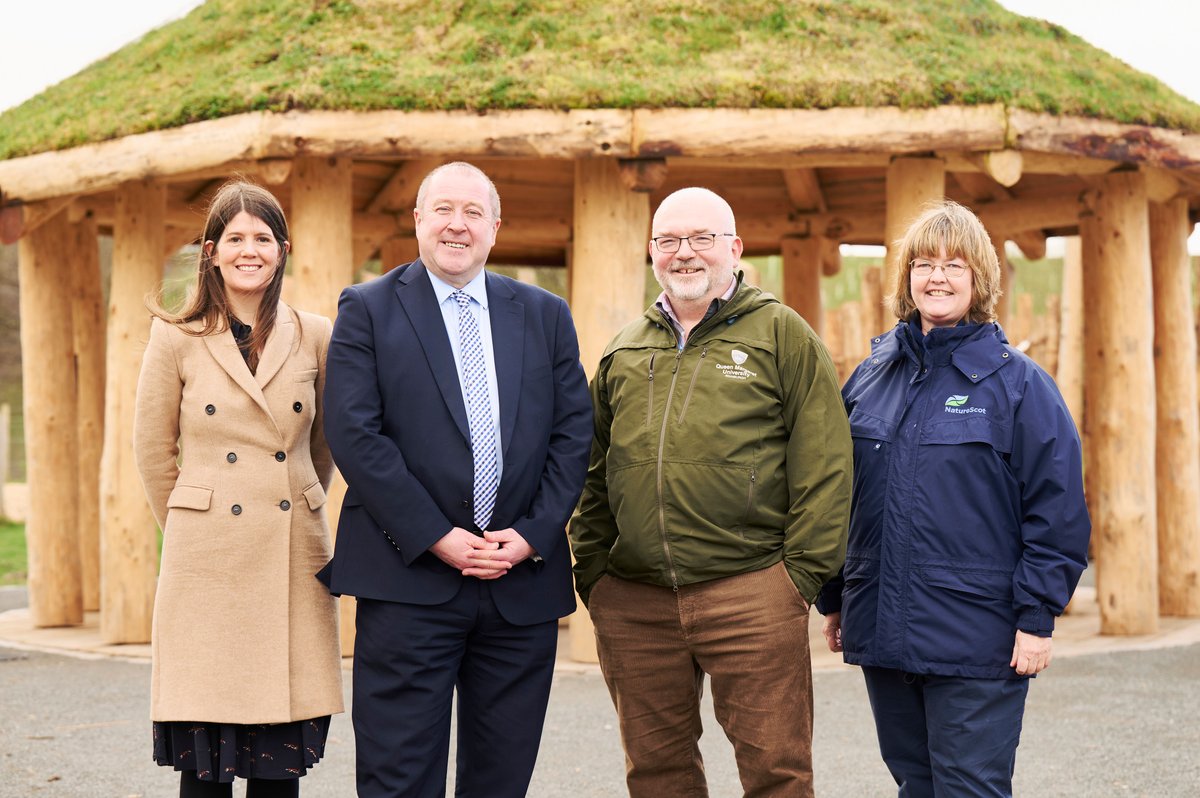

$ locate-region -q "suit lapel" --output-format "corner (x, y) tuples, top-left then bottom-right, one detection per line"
(396, 261), (471, 443)
(487, 273), (523, 463)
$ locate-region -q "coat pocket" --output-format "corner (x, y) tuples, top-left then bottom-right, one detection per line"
(908, 564), (1015, 667)
(302, 480), (327, 510)
(166, 484), (213, 511)
(294, 369), (318, 383)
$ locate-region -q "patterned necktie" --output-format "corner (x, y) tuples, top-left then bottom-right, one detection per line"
(452, 290), (498, 530)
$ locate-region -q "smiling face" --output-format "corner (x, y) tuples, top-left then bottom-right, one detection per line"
(649, 188), (743, 306)
(910, 245), (974, 333)
(414, 167), (501, 288)
(205, 210), (286, 306)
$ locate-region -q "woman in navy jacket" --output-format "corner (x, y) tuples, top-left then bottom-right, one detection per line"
(817, 201), (1090, 797)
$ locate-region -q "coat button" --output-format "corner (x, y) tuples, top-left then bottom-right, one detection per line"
(461, 500), (469, 508)
(231, 504), (242, 515)
(275, 451), (286, 462)
(293, 401), (303, 413)
(226, 452), (237, 463)
(205, 404), (216, 415)
(280, 500), (291, 511)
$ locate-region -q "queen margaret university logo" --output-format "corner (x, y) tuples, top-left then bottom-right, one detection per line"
(717, 349), (757, 381)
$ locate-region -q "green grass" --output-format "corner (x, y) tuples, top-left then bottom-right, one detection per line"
(2, 0), (1198, 160)
(0, 520), (26, 586)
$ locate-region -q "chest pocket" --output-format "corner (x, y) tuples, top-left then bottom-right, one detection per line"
(848, 408), (896, 443)
(920, 415), (1012, 454)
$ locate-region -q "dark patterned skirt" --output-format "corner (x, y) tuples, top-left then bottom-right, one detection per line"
(152, 716), (331, 783)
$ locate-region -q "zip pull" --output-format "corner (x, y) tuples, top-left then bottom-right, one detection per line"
(647, 352), (656, 381)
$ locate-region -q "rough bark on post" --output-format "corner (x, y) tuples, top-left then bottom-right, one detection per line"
(1149, 198), (1200, 617)
(289, 155), (357, 654)
(884, 156), (945, 301)
(1083, 172), (1159, 635)
(567, 158), (650, 663)
(19, 209), (84, 627)
(101, 180), (165, 643)
(782, 235), (824, 335)
(69, 216), (106, 612)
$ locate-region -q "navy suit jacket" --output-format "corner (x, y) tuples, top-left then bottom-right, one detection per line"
(317, 261), (592, 625)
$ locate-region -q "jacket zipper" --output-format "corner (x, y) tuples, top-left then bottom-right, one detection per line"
(655, 349), (685, 590)
(739, 468), (757, 538)
(646, 353), (656, 426)
(676, 347), (708, 422)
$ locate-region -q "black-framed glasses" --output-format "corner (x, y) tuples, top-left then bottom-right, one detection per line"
(910, 259), (968, 278)
(651, 233), (736, 253)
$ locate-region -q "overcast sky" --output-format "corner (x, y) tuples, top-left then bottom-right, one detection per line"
(0, 0), (1197, 249)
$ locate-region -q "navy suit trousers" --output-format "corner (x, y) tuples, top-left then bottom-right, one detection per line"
(352, 583), (558, 798)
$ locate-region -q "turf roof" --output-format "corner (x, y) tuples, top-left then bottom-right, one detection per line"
(2, 0), (1199, 161)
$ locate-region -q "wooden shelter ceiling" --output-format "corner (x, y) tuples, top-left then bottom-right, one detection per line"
(70, 155), (1175, 267)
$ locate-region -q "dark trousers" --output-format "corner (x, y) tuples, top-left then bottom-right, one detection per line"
(352, 581), (558, 798)
(861, 666), (1029, 798)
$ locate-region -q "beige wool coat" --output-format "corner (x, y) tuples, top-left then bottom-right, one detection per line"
(134, 303), (344, 724)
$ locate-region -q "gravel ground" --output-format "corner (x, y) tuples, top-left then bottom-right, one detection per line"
(1, 636), (1197, 797)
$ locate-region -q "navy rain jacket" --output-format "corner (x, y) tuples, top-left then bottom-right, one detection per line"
(817, 319), (1090, 679)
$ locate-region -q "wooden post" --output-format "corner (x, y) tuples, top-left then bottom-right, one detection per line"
(289, 156), (357, 655)
(69, 216), (106, 612)
(1149, 198), (1200, 616)
(993, 239), (1013, 330)
(289, 157), (354, 318)
(1083, 172), (1158, 635)
(379, 236), (418, 274)
(859, 264), (885, 337)
(0, 404), (8, 520)
(567, 158), (650, 663)
(1057, 238), (1085, 431)
(884, 156), (945, 302)
(782, 235), (824, 335)
(19, 209), (84, 627)
(1041, 294), (1061, 378)
(101, 180), (165, 643)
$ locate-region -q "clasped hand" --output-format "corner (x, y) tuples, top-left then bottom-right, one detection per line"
(429, 527), (535, 580)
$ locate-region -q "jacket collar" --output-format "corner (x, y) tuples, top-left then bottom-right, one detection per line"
(200, 302), (292, 435)
(870, 319), (1013, 384)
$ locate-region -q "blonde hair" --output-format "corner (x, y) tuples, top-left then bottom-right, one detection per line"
(885, 200), (1002, 324)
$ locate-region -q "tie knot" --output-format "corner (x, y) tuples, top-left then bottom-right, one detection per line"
(452, 290), (472, 311)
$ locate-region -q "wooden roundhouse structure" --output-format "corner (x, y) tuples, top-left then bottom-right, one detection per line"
(2, 0), (1199, 657)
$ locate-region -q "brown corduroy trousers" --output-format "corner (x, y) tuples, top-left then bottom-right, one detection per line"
(589, 562), (815, 798)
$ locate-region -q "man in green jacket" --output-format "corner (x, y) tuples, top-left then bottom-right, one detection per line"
(570, 187), (852, 798)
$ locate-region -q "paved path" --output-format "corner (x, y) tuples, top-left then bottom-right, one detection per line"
(3, 579), (1199, 797)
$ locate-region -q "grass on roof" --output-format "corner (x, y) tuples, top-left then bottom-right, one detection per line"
(2, 0), (1199, 160)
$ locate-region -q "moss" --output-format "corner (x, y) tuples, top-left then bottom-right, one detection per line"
(1, 0), (1198, 160)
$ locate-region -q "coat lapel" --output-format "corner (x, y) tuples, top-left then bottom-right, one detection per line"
(396, 261), (471, 443)
(255, 303), (295, 391)
(486, 273), (523, 463)
(201, 322), (276, 425)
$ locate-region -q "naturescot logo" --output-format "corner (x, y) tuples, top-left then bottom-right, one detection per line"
(944, 394), (986, 415)
(716, 349), (758, 381)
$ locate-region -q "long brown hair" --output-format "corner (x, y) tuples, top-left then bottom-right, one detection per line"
(150, 181), (290, 372)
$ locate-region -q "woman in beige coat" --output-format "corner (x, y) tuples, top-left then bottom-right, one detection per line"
(134, 182), (343, 798)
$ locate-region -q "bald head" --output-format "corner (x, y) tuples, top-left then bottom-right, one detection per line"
(652, 187), (737, 236)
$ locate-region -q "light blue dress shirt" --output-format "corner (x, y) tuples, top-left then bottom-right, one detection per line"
(426, 268), (504, 486)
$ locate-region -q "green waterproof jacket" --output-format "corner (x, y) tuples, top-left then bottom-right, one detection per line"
(570, 280), (852, 607)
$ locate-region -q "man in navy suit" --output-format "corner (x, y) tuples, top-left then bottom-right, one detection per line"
(319, 162), (592, 797)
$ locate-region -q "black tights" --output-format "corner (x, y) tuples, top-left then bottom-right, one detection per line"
(179, 770), (299, 798)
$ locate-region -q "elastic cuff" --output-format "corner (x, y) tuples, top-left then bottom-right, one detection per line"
(1016, 605), (1056, 636)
